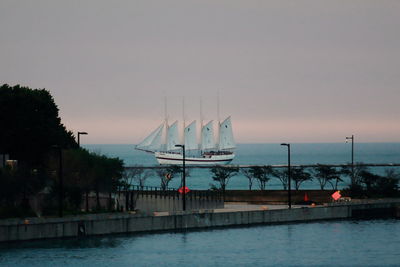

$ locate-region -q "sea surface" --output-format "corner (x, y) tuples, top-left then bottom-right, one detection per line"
(83, 143), (400, 190)
(1, 219), (399, 266)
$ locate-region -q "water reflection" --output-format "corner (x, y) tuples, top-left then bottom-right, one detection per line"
(286, 224), (294, 240)
(0, 235), (124, 250)
(181, 232), (188, 244)
(0, 220), (399, 266)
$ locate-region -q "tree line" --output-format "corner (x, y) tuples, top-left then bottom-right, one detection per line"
(0, 84), (124, 218)
(124, 164), (399, 198)
(211, 164), (399, 197)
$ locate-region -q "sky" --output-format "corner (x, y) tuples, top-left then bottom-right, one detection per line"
(1, 0), (399, 144)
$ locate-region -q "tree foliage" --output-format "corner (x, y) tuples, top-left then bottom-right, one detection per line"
(348, 168), (400, 197)
(0, 84), (125, 217)
(340, 163), (368, 186)
(123, 166), (152, 189)
(0, 84), (77, 166)
(0, 165), (48, 217)
(313, 165), (341, 190)
(210, 166), (238, 192)
(241, 168), (255, 190)
(291, 167), (312, 190)
(250, 166), (273, 190)
(155, 165), (183, 190)
(271, 168), (289, 190)
(42, 148), (124, 213)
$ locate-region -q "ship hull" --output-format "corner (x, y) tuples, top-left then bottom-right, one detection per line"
(155, 152), (235, 165)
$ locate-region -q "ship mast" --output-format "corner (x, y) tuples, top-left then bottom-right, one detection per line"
(182, 96), (185, 150)
(164, 96), (169, 151)
(200, 97), (203, 153)
(217, 91), (220, 151)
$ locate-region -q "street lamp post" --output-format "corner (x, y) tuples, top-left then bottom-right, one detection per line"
(175, 144), (186, 211)
(280, 143), (291, 209)
(77, 131), (88, 147)
(346, 135), (354, 185)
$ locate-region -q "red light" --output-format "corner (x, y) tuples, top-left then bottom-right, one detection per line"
(178, 186), (190, 194)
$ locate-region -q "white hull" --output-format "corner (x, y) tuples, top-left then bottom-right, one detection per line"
(155, 152), (235, 165)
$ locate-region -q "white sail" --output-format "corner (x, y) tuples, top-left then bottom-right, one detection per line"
(136, 123), (164, 151)
(219, 116), (235, 150)
(167, 121), (180, 151)
(149, 124), (164, 151)
(184, 120), (197, 150)
(201, 120), (215, 150)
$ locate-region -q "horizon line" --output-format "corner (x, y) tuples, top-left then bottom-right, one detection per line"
(81, 141), (400, 145)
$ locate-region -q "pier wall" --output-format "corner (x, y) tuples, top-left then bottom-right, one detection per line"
(0, 206), (346, 242)
(30, 190), (223, 216)
(132, 193), (223, 215)
(1, 199), (399, 242)
(223, 190), (337, 204)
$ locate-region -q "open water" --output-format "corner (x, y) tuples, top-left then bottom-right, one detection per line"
(84, 143), (400, 190)
(1, 219), (399, 266)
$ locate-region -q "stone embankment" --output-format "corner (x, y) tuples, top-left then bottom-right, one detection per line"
(1, 199), (399, 242)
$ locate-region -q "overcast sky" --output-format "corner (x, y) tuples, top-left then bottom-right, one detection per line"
(1, 0), (399, 144)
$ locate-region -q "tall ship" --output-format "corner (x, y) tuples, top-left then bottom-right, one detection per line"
(135, 115), (236, 165)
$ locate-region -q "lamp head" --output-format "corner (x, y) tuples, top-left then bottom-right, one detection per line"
(78, 132), (88, 135)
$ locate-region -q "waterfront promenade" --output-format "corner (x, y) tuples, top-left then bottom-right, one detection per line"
(1, 198), (399, 243)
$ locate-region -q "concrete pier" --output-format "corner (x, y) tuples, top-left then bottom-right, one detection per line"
(0, 199), (399, 242)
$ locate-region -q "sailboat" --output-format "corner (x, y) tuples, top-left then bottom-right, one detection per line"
(136, 116), (236, 165)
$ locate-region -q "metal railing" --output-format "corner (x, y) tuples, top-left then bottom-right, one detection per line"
(124, 185), (222, 200)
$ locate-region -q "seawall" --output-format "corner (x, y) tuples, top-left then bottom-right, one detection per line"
(1, 199), (399, 242)
(223, 190), (337, 203)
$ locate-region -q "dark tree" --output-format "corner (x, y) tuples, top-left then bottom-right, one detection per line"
(0, 84), (77, 166)
(0, 84), (125, 217)
(210, 166), (238, 193)
(123, 166), (152, 189)
(359, 170), (380, 192)
(0, 84), (77, 216)
(291, 167), (312, 190)
(155, 165), (183, 190)
(272, 168), (289, 190)
(376, 169), (399, 197)
(250, 166), (273, 190)
(340, 163), (368, 186)
(0, 165), (48, 217)
(355, 169), (399, 197)
(241, 168), (255, 190)
(45, 149), (124, 212)
(313, 165), (340, 190)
